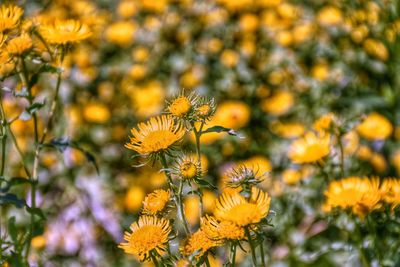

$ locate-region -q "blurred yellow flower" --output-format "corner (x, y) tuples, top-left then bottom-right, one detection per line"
(40, 19), (92, 45)
(125, 186), (145, 212)
(0, 5), (23, 32)
(288, 132), (330, 164)
(214, 187), (271, 226)
(126, 115), (185, 157)
(317, 6), (343, 26)
(142, 189), (170, 215)
(370, 153), (387, 173)
(119, 215), (171, 261)
(184, 195), (200, 226)
(282, 168), (302, 185)
(105, 21), (136, 46)
(117, 1), (137, 18)
(261, 91), (294, 116)
(6, 33), (32, 56)
(323, 176), (382, 220)
(364, 39), (388, 61)
(31, 235), (46, 250)
(357, 113), (392, 140)
(380, 178), (400, 211)
(83, 103), (110, 123)
(270, 121), (305, 138)
(220, 49), (239, 68)
(129, 81), (165, 118)
(313, 113), (335, 133)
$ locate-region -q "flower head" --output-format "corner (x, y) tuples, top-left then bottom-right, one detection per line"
(0, 5), (23, 33)
(288, 132), (330, 164)
(380, 178), (400, 211)
(142, 189), (170, 215)
(224, 165), (263, 188)
(125, 115), (185, 158)
(182, 229), (221, 258)
(357, 113), (393, 140)
(214, 187), (271, 226)
(118, 215), (171, 261)
(6, 33), (32, 56)
(172, 154), (202, 180)
(323, 177), (382, 220)
(39, 19), (92, 45)
(167, 96), (193, 118)
(201, 215), (244, 241)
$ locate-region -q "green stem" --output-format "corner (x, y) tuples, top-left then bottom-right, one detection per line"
(231, 242), (237, 267)
(204, 255), (211, 267)
(193, 122), (204, 217)
(160, 153), (190, 236)
(150, 251), (160, 267)
(337, 131), (345, 178)
(259, 237), (266, 266)
(355, 222), (371, 267)
(0, 132), (6, 177)
(0, 96), (31, 178)
(245, 227), (258, 267)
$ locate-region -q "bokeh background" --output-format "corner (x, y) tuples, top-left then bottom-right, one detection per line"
(2, 0), (400, 266)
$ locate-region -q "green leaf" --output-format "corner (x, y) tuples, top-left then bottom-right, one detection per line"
(0, 177), (33, 193)
(26, 207), (46, 220)
(8, 216), (17, 242)
(26, 101), (46, 114)
(195, 178), (217, 190)
(0, 193), (26, 208)
(202, 125), (239, 136)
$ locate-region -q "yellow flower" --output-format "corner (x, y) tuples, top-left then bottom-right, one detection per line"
(127, 81), (165, 119)
(142, 189), (170, 215)
(220, 49), (239, 68)
(201, 215), (244, 241)
(182, 229), (221, 258)
(317, 6), (343, 26)
(288, 132), (330, 164)
(83, 103), (110, 123)
(119, 215), (171, 261)
(166, 95), (193, 118)
(380, 178), (400, 211)
(125, 186), (146, 212)
(125, 115), (185, 157)
(270, 121), (305, 139)
(282, 168), (302, 185)
(363, 39), (388, 61)
(357, 113), (393, 140)
(323, 177), (382, 220)
(313, 113), (335, 133)
(261, 91), (294, 116)
(105, 21), (136, 46)
(173, 154), (201, 180)
(6, 34), (32, 56)
(0, 50), (14, 78)
(0, 5), (23, 33)
(39, 19), (92, 45)
(214, 187), (271, 226)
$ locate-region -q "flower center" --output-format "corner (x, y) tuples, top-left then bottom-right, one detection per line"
(169, 97), (191, 116)
(141, 130), (178, 153)
(225, 203), (260, 226)
(130, 225), (163, 254)
(180, 161), (198, 179)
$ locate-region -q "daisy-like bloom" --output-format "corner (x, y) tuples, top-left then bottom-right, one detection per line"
(125, 115), (186, 158)
(6, 33), (32, 56)
(224, 165), (263, 188)
(0, 50), (14, 78)
(313, 113), (335, 133)
(357, 113), (393, 140)
(288, 131), (330, 164)
(118, 215), (171, 261)
(194, 97), (216, 121)
(0, 5), (23, 33)
(182, 229), (222, 258)
(201, 215), (244, 241)
(323, 177), (382, 220)
(214, 187), (271, 227)
(142, 189), (170, 215)
(39, 19), (92, 45)
(173, 154), (202, 180)
(166, 93), (197, 118)
(380, 178), (400, 211)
